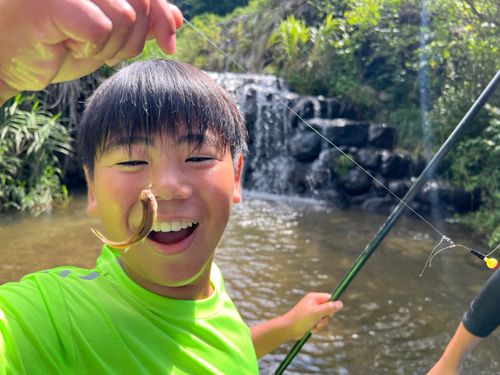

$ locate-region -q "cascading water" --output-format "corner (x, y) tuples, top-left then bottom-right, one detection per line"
(209, 72), (297, 193)
(209, 72), (358, 196)
(209, 71), (481, 216)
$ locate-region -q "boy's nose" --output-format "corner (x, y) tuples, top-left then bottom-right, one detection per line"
(151, 168), (192, 201)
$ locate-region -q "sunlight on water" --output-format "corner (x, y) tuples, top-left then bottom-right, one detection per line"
(0, 191), (498, 373)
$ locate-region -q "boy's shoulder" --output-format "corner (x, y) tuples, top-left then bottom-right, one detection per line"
(0, 248), (114, 300)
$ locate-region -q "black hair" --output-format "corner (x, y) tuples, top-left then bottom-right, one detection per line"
(78, 59), (247, 173)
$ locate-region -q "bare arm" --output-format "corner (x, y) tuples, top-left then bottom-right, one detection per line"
(0, 0), (183, 104)
(427, 322), (482, 375)
(250, 293), (343, 358)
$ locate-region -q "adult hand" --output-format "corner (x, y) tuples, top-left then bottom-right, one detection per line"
(0, 0), (183, 104)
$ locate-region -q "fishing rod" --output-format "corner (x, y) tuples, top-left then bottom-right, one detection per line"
(274, 69), (500, 374)
(181, 14), (500, 371)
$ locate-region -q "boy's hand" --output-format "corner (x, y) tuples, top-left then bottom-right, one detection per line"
(282, 292), (343, 340)
(250, 292), (343, 358)
(0, 0), (183, 104)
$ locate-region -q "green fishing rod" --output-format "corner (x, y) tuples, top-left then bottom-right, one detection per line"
(275, 69), (500, 374)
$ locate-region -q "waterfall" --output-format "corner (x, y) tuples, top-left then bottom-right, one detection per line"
(208, 71), (480, 216)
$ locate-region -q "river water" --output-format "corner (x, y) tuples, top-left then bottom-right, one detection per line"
(0, 191), (497, 374)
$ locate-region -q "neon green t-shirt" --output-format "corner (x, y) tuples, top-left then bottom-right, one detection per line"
(0, 246), (258, 374)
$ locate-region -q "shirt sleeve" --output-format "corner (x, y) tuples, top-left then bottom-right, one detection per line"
(0, 274), (72, 374)
(463, 269), (500, 338)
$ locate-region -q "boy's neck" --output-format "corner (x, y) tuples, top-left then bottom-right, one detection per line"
(118, 258), (214, 300)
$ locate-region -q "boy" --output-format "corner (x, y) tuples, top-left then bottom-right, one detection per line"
(0, 59), (343, 373)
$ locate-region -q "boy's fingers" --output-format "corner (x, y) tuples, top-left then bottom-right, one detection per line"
(330, 300), (343, 314)
(316, 300), (343, 318)
(312, 292), (332, 304)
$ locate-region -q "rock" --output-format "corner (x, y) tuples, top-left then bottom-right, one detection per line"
(312, 189), (350, 209)
(361, 197), (397, 213)
(318, 96), (357, 119)
(411, 154), (427, 177)
(289, 132), (322, 162)
(309, 118), (369, 147)
(306, 155), (334, 190)
(291, 96), (316, 127)
(355, 148), (381, 170)
(388, 179), (411, 198)
(416, 182), (480, 213)
(337, 168), (372, 195)
(368, 124), (396, 149)
(380, 150), (411, 178)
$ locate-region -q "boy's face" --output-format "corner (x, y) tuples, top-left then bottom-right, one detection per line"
(85, 130), (243, 299)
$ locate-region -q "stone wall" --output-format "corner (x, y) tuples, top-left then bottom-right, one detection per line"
(210, 72), (481, 216)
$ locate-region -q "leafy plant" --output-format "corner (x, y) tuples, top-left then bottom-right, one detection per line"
(132, 0), (499, 243)
(446, 116), (500, 247)
(0, 95), (72, 214)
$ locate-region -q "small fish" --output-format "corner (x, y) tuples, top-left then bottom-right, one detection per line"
(91, 189), (158, 250)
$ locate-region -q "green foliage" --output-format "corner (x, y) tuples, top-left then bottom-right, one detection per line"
(267, 12), (363, 101)
(174, 14), (226, 69)
(447, 116), (500, 247)
(0, 95), (72, 214)
(263, 0), (499, 242)
(134, 0), (499, 242)
(333, 154), (354, 176)
(175, 0), (249, 20)
(135, 0), (288, 72)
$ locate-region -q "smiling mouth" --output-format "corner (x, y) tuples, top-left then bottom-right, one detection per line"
(148, 221), (198, 245)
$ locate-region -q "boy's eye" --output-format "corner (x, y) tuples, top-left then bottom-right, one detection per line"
(186, 156), (215, 163)
(117, 160), (148, 167)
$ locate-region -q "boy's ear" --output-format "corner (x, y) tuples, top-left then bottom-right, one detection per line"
(233, 154), (243, 204)
(83, 167), (99, 217)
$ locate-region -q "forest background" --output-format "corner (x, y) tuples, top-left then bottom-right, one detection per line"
(0, 0), (498, 246)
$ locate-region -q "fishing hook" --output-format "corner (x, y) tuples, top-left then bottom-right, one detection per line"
(275, 69), (500, 373)
(181, 16), (500, 373)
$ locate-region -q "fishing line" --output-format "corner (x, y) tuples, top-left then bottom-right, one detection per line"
(183, 17), (447, 239)
(183, 17), (498, 264)
(419, 241), (500, 277)
(181, 16), (500, 373)
(182, 18), (500, 265)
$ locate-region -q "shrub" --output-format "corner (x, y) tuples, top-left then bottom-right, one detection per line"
(0, 95), (72, 214)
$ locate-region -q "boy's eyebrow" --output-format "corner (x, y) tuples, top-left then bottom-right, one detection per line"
(103, 133), (220, 153)
(175, 133), (219, 147)
(104, 136), (150, 151)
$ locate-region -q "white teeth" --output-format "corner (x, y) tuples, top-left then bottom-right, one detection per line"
(152, 221), (197, 232)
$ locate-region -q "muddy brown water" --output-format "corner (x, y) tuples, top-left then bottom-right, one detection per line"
(1, 191), (498, 374)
